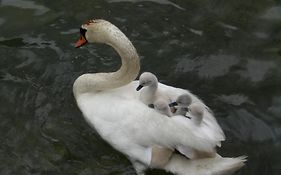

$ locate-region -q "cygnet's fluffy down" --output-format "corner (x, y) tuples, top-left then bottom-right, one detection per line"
(188, 102), (204, 126)
(154, 99), (173, 117)
(169, 94), (192, 115)
(137, 72), (171, 106)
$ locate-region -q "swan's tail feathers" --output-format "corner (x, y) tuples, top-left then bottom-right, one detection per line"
(212, 155), (247, 175)
(163, 154), (247, 175)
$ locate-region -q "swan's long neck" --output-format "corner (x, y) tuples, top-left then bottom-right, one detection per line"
(73, 28), (140, 97)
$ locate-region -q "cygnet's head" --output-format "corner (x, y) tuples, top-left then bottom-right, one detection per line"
(189, 103), (204, 125)
(75, 19), (120, 48)
(154, 99), (172, 117)
(136, 72), (158, 91)
(169, 94), (192, 107)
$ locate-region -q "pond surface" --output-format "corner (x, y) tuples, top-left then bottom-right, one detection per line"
(0, 0), (281, 175)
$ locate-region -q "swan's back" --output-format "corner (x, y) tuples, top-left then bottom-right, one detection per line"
(157, 82), (225, 142)
(76, 81), (217, 153)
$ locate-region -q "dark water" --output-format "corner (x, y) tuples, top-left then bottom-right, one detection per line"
(0, 0), (281, 174)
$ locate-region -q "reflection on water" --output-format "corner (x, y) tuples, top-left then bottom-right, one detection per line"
(0, 0), (281, 175)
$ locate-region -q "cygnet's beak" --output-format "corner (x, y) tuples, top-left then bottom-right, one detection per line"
(136, 85), (143, 91)
(148, 104), (155, 108)
(75, 35), (88, 48)
(169, 102), (178, 107)
(184, 115), (191, 119)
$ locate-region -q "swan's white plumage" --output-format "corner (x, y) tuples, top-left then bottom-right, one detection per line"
(74, 19), (245, 175)
(159, 82), (226, 147)
(76, 81), (217, 164)
(164, 154), (247, 175)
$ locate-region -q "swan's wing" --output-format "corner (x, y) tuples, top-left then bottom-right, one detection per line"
(76, 92), (216, 155)
(158, 82), (226, 141)
(157, 83), (201, 103)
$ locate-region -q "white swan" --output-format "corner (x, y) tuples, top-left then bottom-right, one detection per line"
(73, 19), (246, 175)
(154, 99), (173, 117)
(170, 94), (192, 115)
(137, 72), (171, 106)
(188, 102), (206, 125)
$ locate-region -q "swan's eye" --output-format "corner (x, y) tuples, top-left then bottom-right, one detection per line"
(80, 28), (87, 38)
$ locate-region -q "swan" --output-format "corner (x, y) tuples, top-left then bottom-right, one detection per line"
(169, 94), (192, 115)
(73, 19), (246, 175)
(153, 99), (173, 117)
(137, 72), (171, 106)
(188, 102), (205, 126)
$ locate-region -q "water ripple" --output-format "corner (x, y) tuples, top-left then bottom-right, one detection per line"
(224, 109), (276, 142)
(176, 54), (239, 78)
(238, 59), (276, 82)
(1, 0), (50, 16)
(218, 94), (254, 106)
(261, 6), (281, 20)
(106, 0), (185, 10)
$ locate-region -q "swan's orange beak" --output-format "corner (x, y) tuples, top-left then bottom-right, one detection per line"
(75, 35), (88, 48)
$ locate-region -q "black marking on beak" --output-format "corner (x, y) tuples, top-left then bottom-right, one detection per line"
(169, 102), (178, 107)
(136, 85), (143, 91)
(184, 115), (191, 119)
(80, 27), (87, 38)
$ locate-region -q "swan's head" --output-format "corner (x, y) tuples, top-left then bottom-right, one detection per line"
(154, 99), (171, 117)
(169, 94), (192, 107)
(75, 19), (117, 48)
(136, 72), (158, 91)
(188, 103), (204, 125)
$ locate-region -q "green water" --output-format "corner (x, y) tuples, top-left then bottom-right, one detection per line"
(0, 0), (281, 174)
